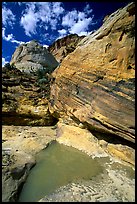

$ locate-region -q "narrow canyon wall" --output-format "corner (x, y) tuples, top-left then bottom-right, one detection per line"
(49, 2), (135, 144)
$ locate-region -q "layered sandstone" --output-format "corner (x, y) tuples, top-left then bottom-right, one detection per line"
(48, 34), (85, 63)
(49, 2), (135, 144)
(2, 65), (57, 126)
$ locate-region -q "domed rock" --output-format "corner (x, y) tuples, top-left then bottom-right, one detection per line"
(10, 40), (59, 74)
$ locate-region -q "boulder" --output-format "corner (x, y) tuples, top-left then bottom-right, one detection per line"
(49, 2), (135, 144)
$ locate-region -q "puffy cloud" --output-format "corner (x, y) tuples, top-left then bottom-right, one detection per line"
(84, 3), (93, 14)
(52, 2), (64, 15)
(69, 17), (93, 35)
(58, 29), (67, 35)
(78, 12), (86, 20)
(43, 44), (49, 49)
(2, 6), (15, 27)
(50, 19), (58, 30)
(61, 5), (94, 36)
(2, 28), (25, 44)
(20, 4), (38, 36)
(57, 29), (67, 39)
(2, 2), (95, 44)
(20, 2), (65, 36)
(2, 57), (9, 67)
(62, 10), (78, 27)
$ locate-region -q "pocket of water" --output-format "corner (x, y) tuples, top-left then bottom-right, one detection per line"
(18, 141), (104, 202)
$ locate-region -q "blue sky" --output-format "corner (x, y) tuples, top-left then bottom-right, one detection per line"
(2, 1), (131, 66)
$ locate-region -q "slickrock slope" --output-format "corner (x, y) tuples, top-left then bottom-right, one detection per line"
(10, 40), (59, 73)
(48, 34), (85, 63)
(49, 2), (135, 145)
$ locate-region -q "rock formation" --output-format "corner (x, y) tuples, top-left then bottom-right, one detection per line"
(2, 2), (135, 202)
(2, 64), (57, 126)
(48, 34), (85, 63)
(10, 40), (59, 73)
(49, 2), (135, 144)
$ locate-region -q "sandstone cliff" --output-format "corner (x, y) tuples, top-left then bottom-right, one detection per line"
(49, 2), (135, 144)
(48, 34), (85, 63)
(10, 40), (59, 73)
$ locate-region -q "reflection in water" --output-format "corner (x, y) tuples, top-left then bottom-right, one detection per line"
(19, 141), (103, 202)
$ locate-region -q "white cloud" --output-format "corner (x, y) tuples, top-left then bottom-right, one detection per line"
(78, 12), (86, 20)
(58, 29), (67, 35)
(20, 2), (65, 37)
(52, 2), (64, 16)
(57, 29), (67, 39)
(62, 10), (78, 27)
(77, 31), (89, 36)
(19, 2), (95, 38)
(50, 18), (58, 30)
(61, 5), (94, 36)
(2, 57), (9, 67)
(20, 5), (38, 37)
(2, 28), (25, 45)
(69, 17), (93, 35)
(17, 2), (22, 6)
(2, 6), (15, 27)
(84, 4), (93, 14)
(2, 2), (95, 44)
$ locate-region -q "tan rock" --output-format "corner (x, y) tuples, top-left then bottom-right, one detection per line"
(49, 2), (135, 144)
(56, 122), (134, 167)
(48, 34), (85, 63)
(107, 143), (135, 166)
(56, 122), (108, 158)
(2, 66), (57, 126)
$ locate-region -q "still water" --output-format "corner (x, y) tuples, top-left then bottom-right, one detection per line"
(18, 141), (104, 202)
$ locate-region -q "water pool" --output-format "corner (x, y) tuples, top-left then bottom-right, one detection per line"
(18, 141), (104, 202)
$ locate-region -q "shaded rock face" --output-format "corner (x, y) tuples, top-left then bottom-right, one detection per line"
(48, 34), (85, 63)
(2, 65), (58, 126)
(49, 2), (135, 144)
(10, 40), (59, 73)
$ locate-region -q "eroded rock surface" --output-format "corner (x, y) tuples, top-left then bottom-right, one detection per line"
(56, 122), (135, 167)
(10, 40), (59, 73)
(49, 2), (135, 144)
(48, 34), (85, 63)
(2, 65), (57, 126)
